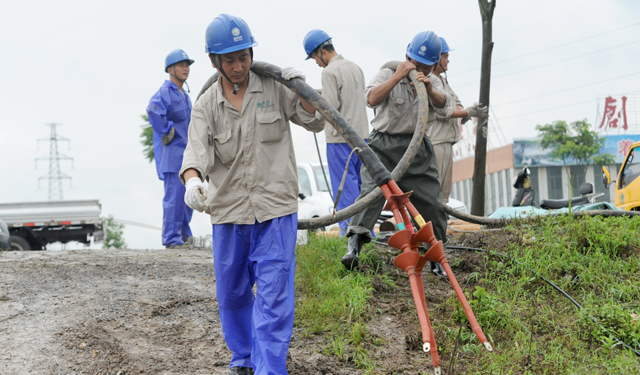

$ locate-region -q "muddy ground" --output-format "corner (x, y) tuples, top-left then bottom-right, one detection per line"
(0, 231), (503, 375)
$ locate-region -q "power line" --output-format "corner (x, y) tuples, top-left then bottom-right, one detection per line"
(493, 71), (640, 107)
(454, 39), (640, 88)
(499, 98), (595, 120)
(455, 21), (640, 76)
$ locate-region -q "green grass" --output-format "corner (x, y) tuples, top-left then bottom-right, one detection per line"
(295, 216), (640, 374)
(295, 234), (382, 369)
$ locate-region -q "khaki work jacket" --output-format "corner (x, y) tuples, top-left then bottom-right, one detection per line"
(365, 69), (449, 135)
(319, 55), (369, 143)
(426, 74), (462, 145)
(180, 71), (325, 225)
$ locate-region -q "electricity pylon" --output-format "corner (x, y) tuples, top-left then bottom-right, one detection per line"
(36, 123), (73, 201)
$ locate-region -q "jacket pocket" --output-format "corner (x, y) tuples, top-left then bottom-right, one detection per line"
(210, 128), (236, 166)
(256, 111), (285, 143)
(389, 96), (406, 125)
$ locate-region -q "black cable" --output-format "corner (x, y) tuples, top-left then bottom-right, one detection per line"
(313, 133), (334, 201)
(447, 245), (640, 357)
(371, 236), (640, 356)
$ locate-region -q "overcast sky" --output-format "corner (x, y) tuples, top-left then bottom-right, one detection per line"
(1, 0), (639, 249)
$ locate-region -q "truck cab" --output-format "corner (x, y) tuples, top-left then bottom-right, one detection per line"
(603, 141), (640, 211)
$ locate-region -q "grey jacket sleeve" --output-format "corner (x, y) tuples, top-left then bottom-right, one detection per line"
(364, 69), (392, 109)
(179, 103), (212, 184)
(281, 83), (325, 133)
(321, 69), (341, 112)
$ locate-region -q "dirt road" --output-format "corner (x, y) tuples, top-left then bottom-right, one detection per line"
(0, 242), (485, 375)
(0, 248), (350, 375)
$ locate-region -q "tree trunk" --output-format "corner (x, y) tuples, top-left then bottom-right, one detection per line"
(471, 0), (496, 216)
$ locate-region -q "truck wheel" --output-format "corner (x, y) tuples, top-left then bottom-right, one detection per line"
(10, 236), (30, 251)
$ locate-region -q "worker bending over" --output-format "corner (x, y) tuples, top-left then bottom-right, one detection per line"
(303, 29), (370, 236)
(180, 14), (324, 375)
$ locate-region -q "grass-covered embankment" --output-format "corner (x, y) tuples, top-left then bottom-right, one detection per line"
(294, 215), (640, 374)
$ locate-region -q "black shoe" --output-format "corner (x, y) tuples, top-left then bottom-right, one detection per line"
(342, 233), (366, 270)
(430, 262), (448, 277)
(229, 367), (254, 374)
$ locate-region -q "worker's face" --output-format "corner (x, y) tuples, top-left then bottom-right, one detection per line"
(408, 58), (434, 76)
(214, 49), (251, 83)
(439, 53), (449, 72)
(311, 49), (327, 68)
(169, 61), (190, 81)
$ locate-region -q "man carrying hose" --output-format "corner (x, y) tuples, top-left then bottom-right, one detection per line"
(427, 37), (488, 203)
(146, 49), (195, 249)
(343, 31), (448, 276)
(179, 14), (324, 375)
(303, 29), (370, 236)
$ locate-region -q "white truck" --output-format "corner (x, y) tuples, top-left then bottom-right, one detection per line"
(0, 200), (104, 250)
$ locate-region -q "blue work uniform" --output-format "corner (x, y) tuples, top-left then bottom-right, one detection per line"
(180, 72), (325, 374)
(146, 80), (194, 246)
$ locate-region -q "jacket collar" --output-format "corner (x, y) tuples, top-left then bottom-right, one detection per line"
(216, 70), (263, 105)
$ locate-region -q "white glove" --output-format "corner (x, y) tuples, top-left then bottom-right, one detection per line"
(465, 105), (488, 120)
(184, 177), (208, 213)
(281, 67), (306, 81)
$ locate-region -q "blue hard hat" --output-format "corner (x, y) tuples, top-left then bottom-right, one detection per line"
(439, 37), (453, 54)
(164, 49), (194, 73)
(303, 29), (331, 60)
(406, 31), (442, 66)
(205, 14), (258, 55)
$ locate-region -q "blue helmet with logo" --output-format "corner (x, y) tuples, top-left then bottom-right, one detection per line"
(205, 14), (258, 55)
(164, 49), (194, 73)
(406, 31), (442, 66)
(439, 37), (453, 54)
(303, 29), (332, 60)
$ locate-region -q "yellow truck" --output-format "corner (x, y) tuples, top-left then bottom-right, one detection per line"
(603, 141), (640, 211)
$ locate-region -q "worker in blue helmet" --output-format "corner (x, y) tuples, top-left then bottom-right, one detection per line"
(180, 14), (324, 375)
(146, 49), (195, 249)
(303, 29), (370, 237)
(427, 37), (488, 204)
(343, 31), (449, 277)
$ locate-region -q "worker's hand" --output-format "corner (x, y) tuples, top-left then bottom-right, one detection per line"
(394, 61), (416, 79)
(281, 67), (306, 81)
(184, 177), (208, 213)
(161, 127), (175, 145)
(416, 72), (433, 91)
(465, 105), (489, 120)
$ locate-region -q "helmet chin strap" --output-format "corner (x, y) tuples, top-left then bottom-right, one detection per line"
(438, 61), (448, 84)
(213, 49), (253, 95)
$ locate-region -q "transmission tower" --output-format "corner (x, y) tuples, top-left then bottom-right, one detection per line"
(36, 123), (73, 201)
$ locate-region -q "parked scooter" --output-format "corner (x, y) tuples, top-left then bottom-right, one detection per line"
(512, 166), (536, 207)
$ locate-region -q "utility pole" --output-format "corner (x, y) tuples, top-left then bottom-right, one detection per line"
(36, 123), (73, 201)
(471, 0), (496, 216)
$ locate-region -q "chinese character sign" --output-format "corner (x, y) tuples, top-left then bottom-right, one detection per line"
(618, 138), (634, 158)
(599, 96), (628, 131)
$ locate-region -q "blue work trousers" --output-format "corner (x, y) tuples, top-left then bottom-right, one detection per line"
(327, 143), (364, 236)
(212, 213), (297, 375)
(162, 172), (193, 246)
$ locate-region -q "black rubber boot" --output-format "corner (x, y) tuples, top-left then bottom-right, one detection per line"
(229, 367), (254, 374)
(342, 233), (365, 270)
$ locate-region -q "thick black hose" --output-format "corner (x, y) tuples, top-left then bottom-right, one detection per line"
(196, 61), (430, 230)
(447, 245), (640, 357)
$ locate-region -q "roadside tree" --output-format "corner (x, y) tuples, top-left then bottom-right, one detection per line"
(103, 215), (126, 249)
(536, 119), (615, 194)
